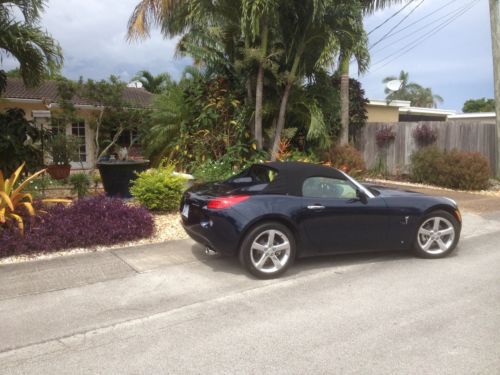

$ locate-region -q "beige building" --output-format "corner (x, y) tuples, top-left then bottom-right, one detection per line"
(1, 78), (152, 169)
(365, 99), (457, 123)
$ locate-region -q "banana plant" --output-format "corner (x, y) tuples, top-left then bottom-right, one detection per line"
(0, 163), (69, 235)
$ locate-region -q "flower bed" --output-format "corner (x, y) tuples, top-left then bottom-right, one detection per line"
(0, 195), (154, 258)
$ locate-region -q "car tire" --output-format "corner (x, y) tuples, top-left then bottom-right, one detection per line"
(413, 210), (460, 259)
(239, 222), (296, 279)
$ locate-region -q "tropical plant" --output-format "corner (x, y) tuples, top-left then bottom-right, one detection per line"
(375, 126), (396, 148)
(130, 164), (187, 211)
(0, 108), (45, 176)
(126, 0), (377, 160)
(383, 70), (443, 108)
(47, 133), (79, 165)
(0, 0), (63, 93)
(412, 124), (437, 148)
(63, 76), (149, 161)
(462, 98), (496, 113)
(69, 173), (91, 199)
(0, 163), (45, 234)
(326, 144), (366, 175)
(132, 70), (173, 93)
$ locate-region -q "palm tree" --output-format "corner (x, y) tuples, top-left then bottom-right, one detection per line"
(132, 70), (173, 93)
(337, 0), (407, 146)
(412, 87), (443, 108)
(0, 0), (63, 93)
(383, 70), (443, 107)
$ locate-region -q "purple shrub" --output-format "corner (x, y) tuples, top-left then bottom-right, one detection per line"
(375, 126), (396, 148)
(412, 124), (437, 148)
(0, 195), (154, 258)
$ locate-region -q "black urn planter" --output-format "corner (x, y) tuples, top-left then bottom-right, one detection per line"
(97, 160), (149, 198)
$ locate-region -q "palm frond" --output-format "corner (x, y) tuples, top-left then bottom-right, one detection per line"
(0, 19), (63, 87)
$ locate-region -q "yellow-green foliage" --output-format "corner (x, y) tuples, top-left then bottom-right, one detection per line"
(0, 163), (45, 234)
(131, 164), (187, 212)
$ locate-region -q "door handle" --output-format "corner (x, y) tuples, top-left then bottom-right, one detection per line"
(307, 205), (325, 210)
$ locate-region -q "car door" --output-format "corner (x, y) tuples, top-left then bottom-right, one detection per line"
(299, 176), (389, 253)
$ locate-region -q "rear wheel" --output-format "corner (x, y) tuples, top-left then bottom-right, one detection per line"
(413, 210), (459, 258)
(239, 222), (296, 279)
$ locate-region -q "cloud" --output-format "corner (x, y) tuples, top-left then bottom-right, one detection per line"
(2, 0), (191, 81)
(359, 0), (494, 110)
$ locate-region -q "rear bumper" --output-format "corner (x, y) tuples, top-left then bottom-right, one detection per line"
(181, 215), (241, 256)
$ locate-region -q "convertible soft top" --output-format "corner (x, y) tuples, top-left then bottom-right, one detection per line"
(257, 161), (345, 196)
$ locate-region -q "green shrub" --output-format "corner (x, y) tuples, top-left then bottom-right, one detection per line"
(411, 146), (490, 190)
(69, 173), (91, 199)
(191, 159), (236, 182)
(326, 145), (365, 175)
(130, 164), (186, 211)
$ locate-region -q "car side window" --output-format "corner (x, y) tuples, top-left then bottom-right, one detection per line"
(302, 177), (357, 199)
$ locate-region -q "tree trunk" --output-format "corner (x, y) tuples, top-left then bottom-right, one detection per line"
(255, 63), (264, 150)
(254, 21), (268, 151)
(270, 82), (292, 160)
(339, 52), (350, 146)
(489, 0), (500, 177)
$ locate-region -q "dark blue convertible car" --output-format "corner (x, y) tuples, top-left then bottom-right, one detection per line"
(181, 162), (461, 278)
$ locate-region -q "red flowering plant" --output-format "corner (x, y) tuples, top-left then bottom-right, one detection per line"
(375, 126), (396, 149)
(412, 124), (437, 148)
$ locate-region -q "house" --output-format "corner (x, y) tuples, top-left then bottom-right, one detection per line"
(365, 99), (457, 123)
(0, 78), (153, 169)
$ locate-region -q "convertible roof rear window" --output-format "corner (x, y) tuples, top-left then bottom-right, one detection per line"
(227, 165), (278, 184)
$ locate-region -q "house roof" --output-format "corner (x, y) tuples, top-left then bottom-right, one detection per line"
(448, 112), (496, 119)
(367, 98), (457, 117)
(398, 106), (456, 117)
(367, 99), (411, 107)
(2, 78), (153, 108)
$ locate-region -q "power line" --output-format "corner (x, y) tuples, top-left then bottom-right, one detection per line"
(369, 0), (426, 50)
(366, 0), (416, 36)
(370, 0), (460, 52)
(370, 0), (468, 55)
(370, 0), (480, 72)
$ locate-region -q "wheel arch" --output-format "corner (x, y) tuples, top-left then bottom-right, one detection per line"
(423, 204), (461, 224)
(238, 214), (301, 256)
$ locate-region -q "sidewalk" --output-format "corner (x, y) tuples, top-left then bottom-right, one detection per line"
(0, 239), (199, 301)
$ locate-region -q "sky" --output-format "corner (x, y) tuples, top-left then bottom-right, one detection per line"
(2, 0), (495, 111)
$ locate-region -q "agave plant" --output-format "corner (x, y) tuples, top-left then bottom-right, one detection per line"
(0, 163), (52, 235)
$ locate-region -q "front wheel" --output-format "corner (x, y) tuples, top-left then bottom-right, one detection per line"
(413, 210), (460, 258)
(239, 222), (296, 279)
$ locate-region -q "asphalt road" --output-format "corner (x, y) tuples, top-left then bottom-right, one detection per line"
(1, 212), (499, 375)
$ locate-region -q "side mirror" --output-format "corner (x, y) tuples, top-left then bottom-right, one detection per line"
(356, 189), (368, 204)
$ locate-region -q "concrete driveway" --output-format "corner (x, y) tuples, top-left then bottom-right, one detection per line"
(1, 210), (499, 374)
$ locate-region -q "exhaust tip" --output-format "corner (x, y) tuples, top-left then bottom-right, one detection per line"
(205, 247), (218, 256)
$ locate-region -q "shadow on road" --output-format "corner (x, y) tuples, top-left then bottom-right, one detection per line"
(190, 242), (415, 279)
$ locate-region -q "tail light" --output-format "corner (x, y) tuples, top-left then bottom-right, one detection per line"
(207, 195), (250, 209)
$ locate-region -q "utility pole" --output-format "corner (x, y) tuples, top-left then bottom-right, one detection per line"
(490, 0), (500, 177)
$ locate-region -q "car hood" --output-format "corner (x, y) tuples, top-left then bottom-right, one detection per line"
(363, 184), (425, 198)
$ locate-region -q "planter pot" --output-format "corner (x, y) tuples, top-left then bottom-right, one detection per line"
(97, 160), (149, 198)
(47, 164), (71, 180)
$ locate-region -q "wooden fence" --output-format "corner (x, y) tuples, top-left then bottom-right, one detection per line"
(356, 121), (498, 175)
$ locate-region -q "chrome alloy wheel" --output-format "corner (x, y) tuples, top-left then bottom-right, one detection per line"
(417, 217), (455, 255)
(250, 229), (291, 274)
